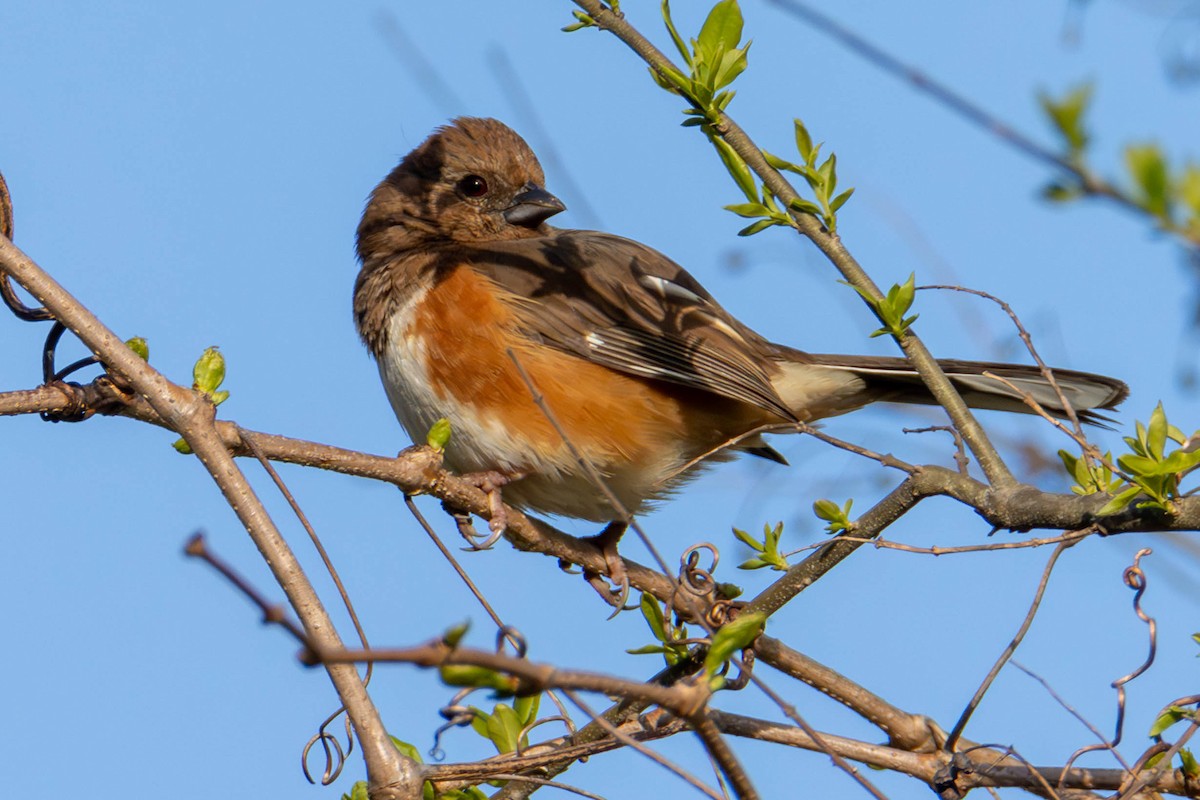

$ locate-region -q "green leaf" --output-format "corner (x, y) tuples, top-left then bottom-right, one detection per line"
(514, 693), (540, 726)
(443, 620), (470, 648)
(341, 780), (370, 800)
(1057, 449), (1079, 477)
(626, 644), (668, 655)
(426, 417), (452, 451)
(787, 197), (822, 216)
(733, 526), (765, 552)
(794, 119), (814, 163)
(1157, 448), (1200, 475)
(697, 0), (744, 56)
(1096, 486), (1141, 516)
(830, 187), (855, 212)
(1181, 748), (1200, 778)
(725, 202), (770, 218)
(661, 0), (693, 67)
(1150, 705), (1189, 737)
(711, 44), (749, 92)
(439, 665), (518, 695)
(704, 612), (766, 677)
(389, 736), (424, 763)
(1125, 143), (1173, 218)
(711, 136), (756, 200)
(1147, 402), (1168, 459)
(469, 707), (490, 739)
(737, 219), (781, 237)
(813, 498), (853, 534)
(763, 150), (799, 172)
(173, 437), (193, 454)
(812, 499), (842, 522)
(126, 336), (149, 361)
(816, 152), (837, 191)
(763, 521), (782, 548)
(1179, 163), (1200, 218)
(640, 591), (668, 641)
(486, 703), (523, 753)
(1038, 83), (1092, 156)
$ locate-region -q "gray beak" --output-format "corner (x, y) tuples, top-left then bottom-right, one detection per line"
(503, 184), (566, 228)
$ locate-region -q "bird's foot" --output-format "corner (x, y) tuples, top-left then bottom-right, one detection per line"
(440, 469), (522, 550)
(460, 469), (520, 537)
(581, 521), (631, 614)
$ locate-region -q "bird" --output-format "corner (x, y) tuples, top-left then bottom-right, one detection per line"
(354, 117), (1127, 530)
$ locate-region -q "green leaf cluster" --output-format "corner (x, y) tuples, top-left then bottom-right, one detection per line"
(657, 0), (750, 123)
(734, 521), (788, 570)
(627, 592), (692, 665)
(844, 273), (919, 339)
(813, 498), (854, 535)
(469, 694), (541, 755)
(1057, 449), (1122, 496)
(1120, 142), (1200, 236)
(1040, 84), (1200, 240)
(703, 611), (765, 689)
(763, 119), (854, 232)
(1095, 403), (1200, 516)
(1039, 83), (1092, 164)
(643, 3), (854, 235)
(1147, 703), (1200, 780)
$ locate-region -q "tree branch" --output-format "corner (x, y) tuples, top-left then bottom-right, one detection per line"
(0, 234), (423, 800)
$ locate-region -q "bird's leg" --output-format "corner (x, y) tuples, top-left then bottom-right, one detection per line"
(581, 521), (630, 611)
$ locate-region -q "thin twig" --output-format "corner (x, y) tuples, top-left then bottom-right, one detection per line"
(744, 670), (890, 800)
(944, 540), (1074, 752)
(918, 284), (1087, 440)
(782, 527), (1098, 559)
(1010, 660), (1134, 775)
(403, 494), (519, 649)
(563, 690), (730, 800)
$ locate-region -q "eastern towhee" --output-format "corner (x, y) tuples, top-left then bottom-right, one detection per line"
(354, 117), (1127, 528)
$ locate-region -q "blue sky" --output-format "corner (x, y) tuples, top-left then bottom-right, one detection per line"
(1, 2), (1197, 799)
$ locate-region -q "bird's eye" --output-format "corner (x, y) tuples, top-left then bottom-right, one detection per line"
(458, 175), (489, 198)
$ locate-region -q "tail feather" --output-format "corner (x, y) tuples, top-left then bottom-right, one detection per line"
(772, 354), (1128, 426)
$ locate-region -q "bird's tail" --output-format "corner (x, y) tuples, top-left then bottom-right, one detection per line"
(770, 352), (1129, 426)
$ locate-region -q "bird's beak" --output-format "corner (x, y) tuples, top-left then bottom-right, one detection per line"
(503, 184), (566, 228)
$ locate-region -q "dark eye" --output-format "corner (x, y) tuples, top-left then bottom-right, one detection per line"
(458, 175), (489, 198)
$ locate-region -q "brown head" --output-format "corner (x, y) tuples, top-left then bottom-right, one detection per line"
(356, 117), (566, 265)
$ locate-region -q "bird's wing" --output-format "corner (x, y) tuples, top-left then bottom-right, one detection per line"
(465, 230), (796, 420)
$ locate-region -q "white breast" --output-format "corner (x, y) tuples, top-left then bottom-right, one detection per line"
(376, 288), (548, 476)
